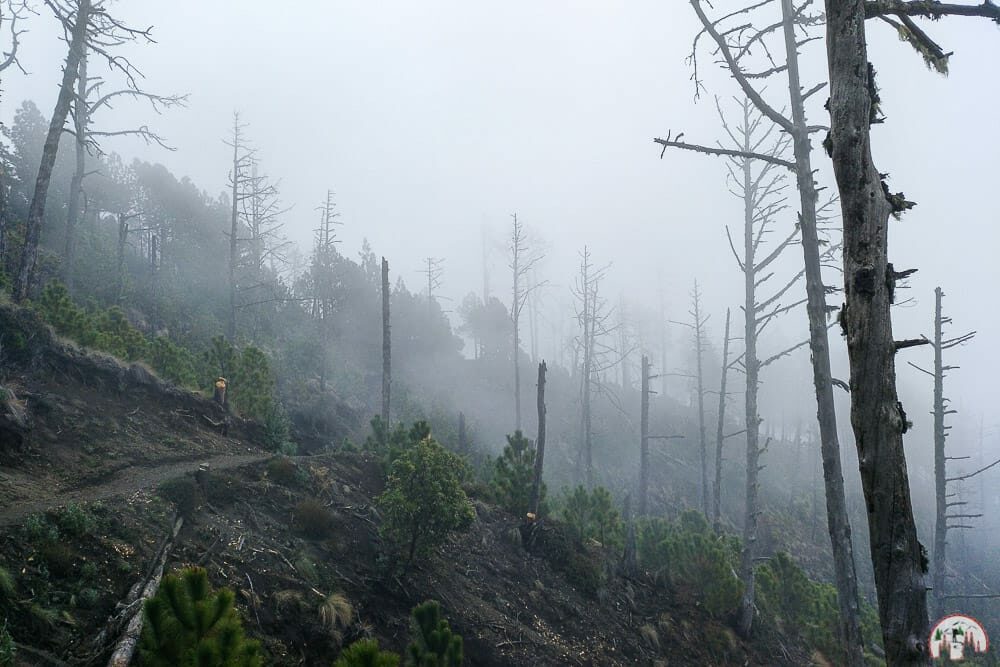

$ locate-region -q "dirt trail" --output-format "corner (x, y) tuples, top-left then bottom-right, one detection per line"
(0, 452), (268, 527)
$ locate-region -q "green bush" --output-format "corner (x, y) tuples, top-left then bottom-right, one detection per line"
(24, 513), (59, 543)
(293, 499), (336, 540)
(139, 566), (262, 666)
(636, 510), (742, 617)
(149, 336), (200, 387)
(75, 587), (100, 609)
(334, 639), (400, 667)
(39, 542), (76, 578)
(491, 430), (545, 519)
(0, 619), (14, 667)
(366, 418), (432, 472)
(377, 435), (474, 567)
(57, 502), (96, 538)
(263, 402), (294, 453)
(406, 600), (462, 667)
(757, 551), (884, 662)
(559, 485), (622, 549)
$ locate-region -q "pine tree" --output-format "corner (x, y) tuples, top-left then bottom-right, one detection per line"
(491, 430), (545, 519)
(333, 639), (400, 667)
(406, 601), (462, 667)
(139, 567), (262, 667)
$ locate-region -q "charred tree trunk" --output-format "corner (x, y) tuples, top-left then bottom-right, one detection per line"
(530, 361), (547, 517)
(639, 354), (650, 516)
(824, 1), (930, 661)
(381, 257), (391, 426)
(13, 0), (91, 302)
(713, 308), (731, 531)
(63, 49), (88, 293)
(779, 2), (866, 661)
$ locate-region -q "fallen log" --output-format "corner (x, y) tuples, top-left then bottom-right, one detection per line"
(106, 516), (183, 667)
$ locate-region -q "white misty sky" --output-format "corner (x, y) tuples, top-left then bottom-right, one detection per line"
(3, 1), (999, 464)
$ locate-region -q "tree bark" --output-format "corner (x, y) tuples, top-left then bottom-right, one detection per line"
(779, 1), (866, 662)
(63, 48), (87, 293)
(639, 354), (650, 516)
(13, 0), (91, 302)
(381, 257), (391, 426)
(824, 1), (930, 661)
(458, 411), (467, 455)
(712, 308), (731, 531)
(513, 239), (522, 432)
(116, 213), (128, 303)
(530, 361), (547, 517)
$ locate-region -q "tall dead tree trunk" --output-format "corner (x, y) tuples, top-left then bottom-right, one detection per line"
(824, 2), (933, 660)
(458, 411), (467, 454)
(226, 115), (243, 341)
(509, 214), (544, 433)
(712, 308), (732, 531)
(639, 354), (650, 516)
(737, 126), (762, 638)
(530, 361), (547, 517)
(63, 48), (87, 293)
(911, 287), (977, 617)
(13, 0), (91, 302)
(381, 257), (391, 426)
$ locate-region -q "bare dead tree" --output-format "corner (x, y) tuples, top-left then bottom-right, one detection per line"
(223, 112), (254, 341)
(14, 0), (168, 301)
(908, 287), (978, 616)
(0, 0), (31, 77)
(422, 256), (444, 317)
(571, 245), (617, 488)
(530, 361), (547, 517)
(508, 213), (545, 431)
(671, 280), (711, 516)
(61, 47), (185, 292)
(710, 97), (811, 639)
(653, 1), (866, 659)
(381, 257), (391, 426)
(822, 2), (1000, 661)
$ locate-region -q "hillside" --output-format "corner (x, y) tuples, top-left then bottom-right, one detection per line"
(0, 302), (820, 666)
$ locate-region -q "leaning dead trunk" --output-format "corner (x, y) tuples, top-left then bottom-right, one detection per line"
(381, 257), (391, 426)
(13, 0), (91, 302)
(779, 1), (866, 661)
(824, 1), (930, 661)
(529, 361), (547, 517)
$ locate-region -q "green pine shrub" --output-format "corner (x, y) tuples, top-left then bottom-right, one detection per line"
(406, 600), (462, 667)
(56, 502), (96, 538)
(158, 476), (201, 517)
(757, 551), (883, 663)
(376, 435), (475, 567)
(263, 402), (294, 453)
(39, 542), (76, 578)
(559, 485), (622, 549)
(139, 566), (262, 667)
(0, 568), (14, 605)
(636, 510), (742, 617)
(491, 430), (545, 519)
(149, 336), (200, 387)
(334, 638), (400, 667)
